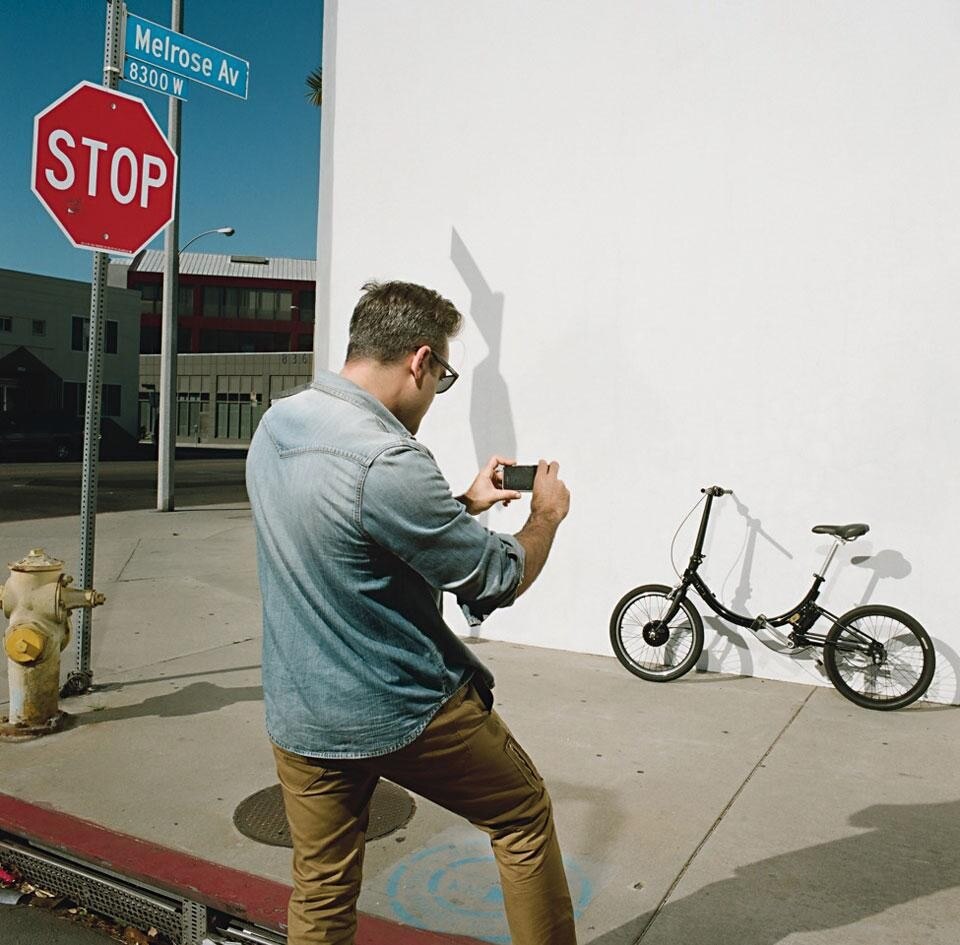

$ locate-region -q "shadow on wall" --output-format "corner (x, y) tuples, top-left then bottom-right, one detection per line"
(450, 228), (517, 482)
(588, 798), (960, 945)
(697, 616), (755, 678)
(698, 492), (792, 676)
(851, 550), (912, 605)
(848, 549), (958, 703)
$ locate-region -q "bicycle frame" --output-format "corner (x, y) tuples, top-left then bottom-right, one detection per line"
(664, 490), (862, 649)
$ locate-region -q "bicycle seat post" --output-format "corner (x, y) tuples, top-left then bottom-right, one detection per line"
(816, 538), (844, 579)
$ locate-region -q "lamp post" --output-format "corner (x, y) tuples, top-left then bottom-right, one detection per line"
(179, 226), (235, 255)
(157, 225), (235, 512)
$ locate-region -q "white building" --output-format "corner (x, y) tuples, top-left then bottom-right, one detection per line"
(314, 2), (960, 702)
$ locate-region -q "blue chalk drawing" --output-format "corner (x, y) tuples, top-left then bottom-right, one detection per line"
(386, 839), (594, 943)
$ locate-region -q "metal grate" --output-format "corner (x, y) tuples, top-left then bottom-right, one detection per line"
(233, 781), (415, 847)
(181, 900), (208, 944)
(0, 836), (183, 942)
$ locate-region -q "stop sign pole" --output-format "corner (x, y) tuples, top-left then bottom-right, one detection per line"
(66, 0), (124, 696)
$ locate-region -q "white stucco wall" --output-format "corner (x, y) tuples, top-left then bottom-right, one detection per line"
(317, 1), (960, 702)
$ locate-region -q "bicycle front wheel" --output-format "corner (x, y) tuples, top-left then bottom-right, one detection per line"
(610, 584), (704, 681)
(823, 605), (935, 710)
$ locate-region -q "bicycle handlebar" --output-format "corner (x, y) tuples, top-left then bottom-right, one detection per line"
(701, 485), (733, 497)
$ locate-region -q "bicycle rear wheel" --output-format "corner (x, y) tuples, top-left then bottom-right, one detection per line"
(823, 605), (935, 710)
(610, 584), (704, 681)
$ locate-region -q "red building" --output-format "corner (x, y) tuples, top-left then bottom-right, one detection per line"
(109, 251), (316, 355)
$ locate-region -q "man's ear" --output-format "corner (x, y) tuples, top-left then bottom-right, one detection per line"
(410, 345), (432, 386)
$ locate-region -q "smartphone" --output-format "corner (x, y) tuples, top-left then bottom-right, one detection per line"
(502, 465), (537, 491)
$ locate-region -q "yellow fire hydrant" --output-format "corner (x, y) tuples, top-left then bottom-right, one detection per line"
(0, 549), (104, 738)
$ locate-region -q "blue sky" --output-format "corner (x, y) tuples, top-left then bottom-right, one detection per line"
(1, 1), (323, 282)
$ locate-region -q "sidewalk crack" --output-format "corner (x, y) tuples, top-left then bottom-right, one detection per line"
(115, 539), (142, 582)
(632, 686), (817, 945)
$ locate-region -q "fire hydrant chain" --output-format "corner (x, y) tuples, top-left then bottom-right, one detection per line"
(1, 548), (105, 739)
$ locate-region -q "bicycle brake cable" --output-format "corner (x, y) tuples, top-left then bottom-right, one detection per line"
(670, 493), (707, 579)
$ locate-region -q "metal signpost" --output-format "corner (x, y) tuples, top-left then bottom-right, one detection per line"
(29, 0), (247, 689)
(30, 1), (177, 693)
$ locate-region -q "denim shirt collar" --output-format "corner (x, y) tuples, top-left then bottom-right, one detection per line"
(311, 368), (412, 440)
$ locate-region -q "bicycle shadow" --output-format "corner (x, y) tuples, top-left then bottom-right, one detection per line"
(850, 549), (912, 605)
(450, 228), (517, 485)
(697, 494), (791, 678)
(848, 548), (957, 706)
(588, 798), (960, 945)
(697, 616), (754, 678)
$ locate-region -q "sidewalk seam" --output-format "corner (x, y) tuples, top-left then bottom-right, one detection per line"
(66, 636), (260, 688)
(631, 686), (817, 945)
(115, 539), (141, 582)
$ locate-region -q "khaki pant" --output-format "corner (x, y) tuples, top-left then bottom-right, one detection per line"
(273, 682), (577, 945)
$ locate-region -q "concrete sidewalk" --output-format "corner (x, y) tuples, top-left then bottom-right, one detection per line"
(1, 505), (959, 944)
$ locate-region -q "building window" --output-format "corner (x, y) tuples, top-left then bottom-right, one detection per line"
(176, 375), (209, 437)
(140, 325), (161, 354)
(62, 382), (122, 417)
(203, 286), (223, 318)
(139, 282), (161, 315)
(178, 286), (194, 316)
(63, 382), (83, 417)
(0, 317), (11, 332)
(298, 290), (315, 322)
(32, 320), (46, 336)
(102, 384), (121, 417)
(71, 317), (86, 351)
(71, 317), (118, 353)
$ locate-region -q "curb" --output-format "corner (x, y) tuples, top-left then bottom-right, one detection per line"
(0, 793), (487, 945)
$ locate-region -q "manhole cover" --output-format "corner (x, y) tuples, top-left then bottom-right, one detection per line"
(233, 781), (415, 847)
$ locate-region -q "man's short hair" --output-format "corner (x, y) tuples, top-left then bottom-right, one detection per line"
(346, 281), (462, 363)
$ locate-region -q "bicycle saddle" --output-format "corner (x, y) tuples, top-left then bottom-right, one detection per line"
(812, 523), (870, 541)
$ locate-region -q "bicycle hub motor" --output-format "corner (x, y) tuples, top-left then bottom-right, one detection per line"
(642, 619), (670, 647)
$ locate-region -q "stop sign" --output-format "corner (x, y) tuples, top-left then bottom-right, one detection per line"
(32, 81), (177, 256)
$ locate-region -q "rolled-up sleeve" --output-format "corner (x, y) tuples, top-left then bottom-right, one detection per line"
(360, 445), (524, 624)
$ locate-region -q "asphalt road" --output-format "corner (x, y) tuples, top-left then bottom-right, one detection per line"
(0, 455), (248, 522)
(0, 904), (117, 944)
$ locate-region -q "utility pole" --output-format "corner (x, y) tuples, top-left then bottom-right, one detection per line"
(157, 0), (183, 512)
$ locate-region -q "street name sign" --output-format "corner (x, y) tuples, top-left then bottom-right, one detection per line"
(31, 81), (178, 256)
(124, 12), (250, 100)
(124, 57), (188, 101)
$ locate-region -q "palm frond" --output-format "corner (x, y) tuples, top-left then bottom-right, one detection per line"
(306, 67), (322, 106)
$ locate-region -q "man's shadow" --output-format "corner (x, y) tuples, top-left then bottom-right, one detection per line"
(589, 798), (960, 944)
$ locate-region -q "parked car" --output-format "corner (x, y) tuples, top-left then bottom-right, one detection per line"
(0, 410), (85, 461)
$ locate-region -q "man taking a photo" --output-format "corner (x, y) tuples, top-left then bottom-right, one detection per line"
(246, 279), (576, 945)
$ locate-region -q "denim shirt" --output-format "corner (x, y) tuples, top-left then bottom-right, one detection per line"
(246, 369), (525, 759)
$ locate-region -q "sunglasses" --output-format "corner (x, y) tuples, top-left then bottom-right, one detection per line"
(429, 349), (459, 394)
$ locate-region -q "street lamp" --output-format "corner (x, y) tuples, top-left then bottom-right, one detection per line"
(179, 226), (235, 254)
(157, 225), (236, 512)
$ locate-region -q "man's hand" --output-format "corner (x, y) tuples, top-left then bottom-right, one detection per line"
(457, 455), (523, 516)
(530, 460), (570, 525)
(514, 460), (570, 598)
